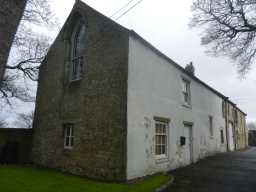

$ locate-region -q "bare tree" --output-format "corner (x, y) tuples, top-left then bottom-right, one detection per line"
(15, 110), (34, 128)
(0, 74), (35, 105)
(22, 0), (57, 27)
(0, 0), (59, 104)
(190, 0), (256, 76)
(0, 119), (7, 128)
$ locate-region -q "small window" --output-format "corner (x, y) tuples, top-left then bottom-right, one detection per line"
(155, 120), (169, 158)
(220, 130), (224, 144)
(182, 79), (191, 105)
(234, 110), (238, 122)
(209, 116), (213, 137)
(222, 101), (225, 118)
(229, 105), (232, 115)
(64, 124), (74, 149)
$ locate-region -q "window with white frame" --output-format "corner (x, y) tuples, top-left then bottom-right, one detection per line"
(64, 124), (74, 149)
(209, 116), (213, 137)
(155, 120), (169, 158)
(182, 79), (191, 105)
(70, 21), (86, 81)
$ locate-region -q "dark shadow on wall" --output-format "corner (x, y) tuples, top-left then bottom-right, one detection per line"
(0, 128), (32, 164)
(0, 142), (19, 163)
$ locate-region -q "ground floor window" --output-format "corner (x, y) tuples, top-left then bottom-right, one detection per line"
(64, 123), (74, 149)
(155, 118), (169, 158)
(220, 129), (224, 144)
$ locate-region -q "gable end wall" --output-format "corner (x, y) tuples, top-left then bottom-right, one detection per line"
(32, 1), (129, 181)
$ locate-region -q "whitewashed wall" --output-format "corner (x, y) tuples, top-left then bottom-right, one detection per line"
(126, 36), (227, 180)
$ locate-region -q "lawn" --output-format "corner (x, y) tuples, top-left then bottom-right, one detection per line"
(0, 165), (171, 192)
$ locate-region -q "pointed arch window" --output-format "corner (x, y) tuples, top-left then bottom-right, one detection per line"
(70, 21), (86, 81)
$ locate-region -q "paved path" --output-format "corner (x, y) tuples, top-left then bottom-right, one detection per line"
(165, 147), (256, 192)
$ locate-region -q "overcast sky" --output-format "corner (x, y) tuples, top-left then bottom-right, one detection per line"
(1, 0), (256, 126)
(52, 0), (256, 121)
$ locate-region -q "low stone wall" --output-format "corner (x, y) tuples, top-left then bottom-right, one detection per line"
(0, 128), (32, 163)
(249, 130), (256, 146)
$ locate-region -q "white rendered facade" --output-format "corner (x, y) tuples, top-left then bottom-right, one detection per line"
(126, 35), (227, 180)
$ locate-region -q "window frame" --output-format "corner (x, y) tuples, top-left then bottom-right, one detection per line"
(154, 118), (169, 160)
(182, 78), (191, 106)
(64, 123), (74, 149)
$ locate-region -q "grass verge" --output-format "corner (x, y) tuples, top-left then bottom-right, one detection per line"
(0, 165), (171, 192)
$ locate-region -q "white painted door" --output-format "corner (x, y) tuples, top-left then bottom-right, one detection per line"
(228, 122), (235, 151)
(183, 125), (193, 165)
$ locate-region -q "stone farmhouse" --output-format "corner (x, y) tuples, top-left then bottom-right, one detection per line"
(0, 0), (247, 182)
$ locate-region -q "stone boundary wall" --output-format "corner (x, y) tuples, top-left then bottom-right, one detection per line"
(248, 130), (256, 146)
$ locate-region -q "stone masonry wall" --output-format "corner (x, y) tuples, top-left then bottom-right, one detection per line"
(225, 102), (247, 150)
(32, 1), (129, 181)
(0, 0), (27, 81)
(235, 110), (247, 149)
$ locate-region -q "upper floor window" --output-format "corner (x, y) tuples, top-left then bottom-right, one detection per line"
(70, 21), (86, 81)
(182, 79), (191, 105)
(228, 105), (232, 115)
(209, 116), (213, 137)
(222, 101), (225, 118)
(234, 109), (238, 123)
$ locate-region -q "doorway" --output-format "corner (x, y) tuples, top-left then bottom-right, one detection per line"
(228, 122), (235, 151)
(183, 123), (193, 165)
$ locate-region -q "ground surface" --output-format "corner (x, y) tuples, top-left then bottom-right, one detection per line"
(165, 147), (256, 192)
(0, 165), (170, 192)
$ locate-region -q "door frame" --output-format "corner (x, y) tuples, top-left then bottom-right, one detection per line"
(183, 121), (194, 163)
(228, 121), (235, 151)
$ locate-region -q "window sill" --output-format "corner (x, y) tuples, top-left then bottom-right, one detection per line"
(182, 103), (192, 109)
(68, 78), (82, 87)
(69, 78), (82, 83)
(64, 146), (73, 150)
(155, 155), (169, 164)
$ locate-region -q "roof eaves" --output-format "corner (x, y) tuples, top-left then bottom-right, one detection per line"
(227, 99), (247, 116)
